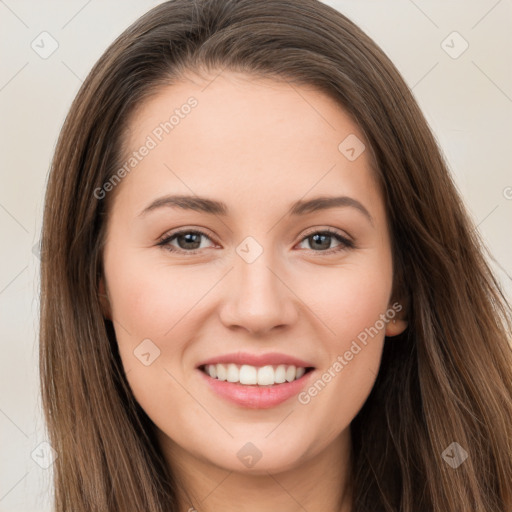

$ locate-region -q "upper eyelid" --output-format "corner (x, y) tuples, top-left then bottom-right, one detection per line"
(301, 226), (353, 242)
(159, 227), (217, 244)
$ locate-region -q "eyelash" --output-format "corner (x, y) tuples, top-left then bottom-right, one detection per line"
(157, 228), (355, 255)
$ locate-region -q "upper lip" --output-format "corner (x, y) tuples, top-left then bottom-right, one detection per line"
(197, 352), (315, 369)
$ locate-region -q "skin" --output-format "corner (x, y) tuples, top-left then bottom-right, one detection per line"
(99, 70), (407, 512)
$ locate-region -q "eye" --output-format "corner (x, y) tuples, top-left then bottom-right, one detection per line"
(157, 229), (216, 254)
(296, 228), (355, 254)
(157, 227), (355, 255)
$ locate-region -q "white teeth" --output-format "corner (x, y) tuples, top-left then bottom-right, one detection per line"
(216, 363), (227, 381)
(274, 364), (286, 383)
(285, 365), (296, 382)
(257, 365), (274, 386)
(203, 363), (309, 385)
(226, 363), (239, 383)
(239, 365), (257, 385)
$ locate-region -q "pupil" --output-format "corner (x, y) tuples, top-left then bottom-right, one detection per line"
(311, 233), (330, 250)
(179, 233), (201, 249)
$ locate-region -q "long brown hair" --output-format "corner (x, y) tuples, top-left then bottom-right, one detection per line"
(39, 0), (512, 510)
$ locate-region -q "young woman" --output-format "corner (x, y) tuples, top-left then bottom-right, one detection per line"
(39, 0), (512, 511)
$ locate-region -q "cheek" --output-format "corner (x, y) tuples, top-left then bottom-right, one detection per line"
(104, 252), (209, 426)
(104, 250), (223, 406)
(308, 259), (393, 345)
(294, 257), (393, 423)
(106, 251), (213, 341)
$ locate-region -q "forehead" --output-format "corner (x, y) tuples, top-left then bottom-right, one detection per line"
(113, 71), (383, 222)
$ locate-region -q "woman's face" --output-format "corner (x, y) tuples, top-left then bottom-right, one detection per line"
(100, 71), (405, 475)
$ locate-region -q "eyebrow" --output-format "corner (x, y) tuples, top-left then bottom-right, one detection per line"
(138, 194), (373, 224)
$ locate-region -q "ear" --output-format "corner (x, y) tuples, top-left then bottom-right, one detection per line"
(384, 300), (408, 337)
(98, 277), (112, 320)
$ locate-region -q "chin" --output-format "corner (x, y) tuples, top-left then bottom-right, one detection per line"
(194, 434), (315, 475)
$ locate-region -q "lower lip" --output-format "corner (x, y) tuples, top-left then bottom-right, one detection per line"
(197, 368), (315, 409)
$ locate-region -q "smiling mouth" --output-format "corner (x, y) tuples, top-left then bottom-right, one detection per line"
(199, 363), (315, 386)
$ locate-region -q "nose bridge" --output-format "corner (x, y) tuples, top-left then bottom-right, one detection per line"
(219, 235), (297, 333)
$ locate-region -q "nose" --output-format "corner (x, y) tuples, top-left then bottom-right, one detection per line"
(218, 249), (299, 336)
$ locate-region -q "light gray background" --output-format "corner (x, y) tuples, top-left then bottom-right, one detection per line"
(1, 1), (511, 510)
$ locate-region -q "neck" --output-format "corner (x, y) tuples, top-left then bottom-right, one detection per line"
(157, 428), (353, 512)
